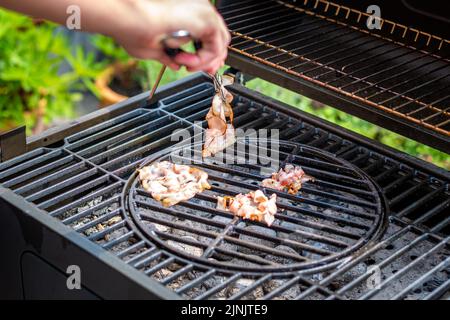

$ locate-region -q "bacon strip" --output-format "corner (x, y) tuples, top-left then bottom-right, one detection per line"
(261, 164), (314, 195)
(138, 161), (211, 207)
(217, 190), (278, 226)
(203, 75), (236, 157)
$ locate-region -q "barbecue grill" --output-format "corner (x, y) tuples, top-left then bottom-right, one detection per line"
(0, 0), (449, 300)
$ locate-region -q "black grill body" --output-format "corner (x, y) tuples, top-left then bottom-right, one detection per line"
(1, 74), (448, 300)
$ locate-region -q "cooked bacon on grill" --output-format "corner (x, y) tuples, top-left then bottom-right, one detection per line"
(217, 190), (278, 226)
(203, 75), (236, 157)
(138, 161), (211, 207)
(261, 164), (314, 195)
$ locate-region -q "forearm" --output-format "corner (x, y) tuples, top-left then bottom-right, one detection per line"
(0, 0), (145, 37)
(0, 0), (230, 73)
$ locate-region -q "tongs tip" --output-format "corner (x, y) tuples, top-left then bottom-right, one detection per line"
(210, 73), (227, 102)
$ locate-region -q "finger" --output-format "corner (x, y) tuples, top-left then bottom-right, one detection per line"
(202, 46), (228, 74)
(188, 52), (223, 74)
(186, 29), (222, 71)
(214, 8), (231, 49)
(157, 54), (181, 71)
(173, 52), (201, 68)
(218, 15), (231, 47)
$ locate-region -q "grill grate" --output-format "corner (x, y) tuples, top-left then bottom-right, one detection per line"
(0, 76), (448, 299)
(126, 140), (387, 273)
(219, 0), (450, 153)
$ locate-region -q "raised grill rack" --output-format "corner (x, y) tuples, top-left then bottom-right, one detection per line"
(219, 0), (450, 153)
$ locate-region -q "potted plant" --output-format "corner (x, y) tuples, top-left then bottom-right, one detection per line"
(90, 35), (190, 107)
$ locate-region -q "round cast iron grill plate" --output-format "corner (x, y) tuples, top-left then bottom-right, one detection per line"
(123, 140), (388, 274)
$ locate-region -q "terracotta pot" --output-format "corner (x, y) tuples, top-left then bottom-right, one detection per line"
(0, 92), (48, 135)
(95, 60), (139, 108)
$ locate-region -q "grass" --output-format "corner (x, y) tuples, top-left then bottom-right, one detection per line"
(245, 78), (449, 170)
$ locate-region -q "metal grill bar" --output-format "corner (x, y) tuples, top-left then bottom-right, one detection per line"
(313, 42), (407, 80)
(424, 279), (450, 300)
(87, 122), (187, 165)
(251, 24), (349, 60)
(67, 110), (153, 151)
(228, 274), (272, 300)
(228, 31), (450, 140)
(49, 183), (121, 217)
(220, 0), (271, 17)
(232, 17), (323, 48)
(37, 177), (117, 211)
(362, 61), (450, 101)
(115, 240), (147, 259)
(74, 115), (175, 158)
(302, 40), (394, 76)
(393, 84), (450, 113)
(2, 154), (77, 189)
(137, 200), (332, 257)
(175, 269), (216, 295)
(101, 230), (135, 250)
(430, 216), (450, 234)
(317, 217), (447, 299)
(25, 167), (99, 202)
(396, 186), (446, 218)
(62, 196), (120, 225)
(13, 161), (86, 195)
(225, 4), (286, 25)
(337, 48), (443, 91)
(144, 257), (176, 276)
(87, 219), (126, 241)
(413, 198), (450, 226)
(239, 19), (333, 53)
(196, 193), (361, 241)
(0, 149), (64, 181)
(261, 276), (300, 299)
(391, 256), (450, 300)
(279, 32), (376, 67)
(73, 208), (121, 233)
(160, 265), (194, 286)
(359, 237), (449, 300)
(226, 7), (293, 31)
(101, 135), (178, 172)
(194, 273), (242, 300)
(389, 181), (427, 207)
(131, 250), (162, 269)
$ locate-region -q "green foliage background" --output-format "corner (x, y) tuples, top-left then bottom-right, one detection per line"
(0, 9), (448, 169)
(0, 10), (81, 132)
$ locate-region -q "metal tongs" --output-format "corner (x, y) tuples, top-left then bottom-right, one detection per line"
(210, 73), (227, 103)
(148, 30), (202, 101)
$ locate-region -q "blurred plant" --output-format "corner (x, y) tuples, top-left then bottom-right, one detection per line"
(0, 9), (83, 134)
(90, 35), (191, 93)
(64, 45), (107, 98)
(90, 34), (130, 63)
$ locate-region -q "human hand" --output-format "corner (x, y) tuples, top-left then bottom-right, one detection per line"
(110, 0), (230, 74)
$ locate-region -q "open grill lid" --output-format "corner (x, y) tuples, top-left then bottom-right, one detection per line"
(217, 0), (450, 153)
